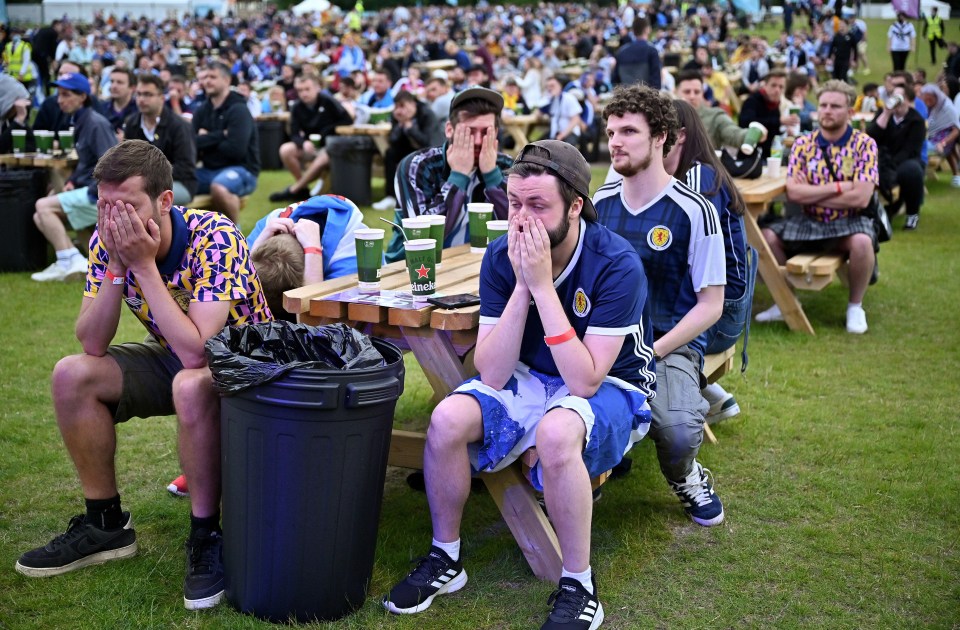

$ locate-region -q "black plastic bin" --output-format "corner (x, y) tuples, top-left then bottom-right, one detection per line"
(221, 337), (405, 623)
(258, 119), (286, 171)
(326, 135), (375, 206)
(0, 168), (49, 272)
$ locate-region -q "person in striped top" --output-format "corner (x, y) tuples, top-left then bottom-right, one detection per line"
(594, 85), (727, 527)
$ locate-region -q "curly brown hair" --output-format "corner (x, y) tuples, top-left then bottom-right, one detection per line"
(602, 85), (679, 155)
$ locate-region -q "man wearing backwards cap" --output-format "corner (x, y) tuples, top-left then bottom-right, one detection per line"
(383, 140), (656, 630)
(32, 72), (118, 282)
(384, 86), (514, 262)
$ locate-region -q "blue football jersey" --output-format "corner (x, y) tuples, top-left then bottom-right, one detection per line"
(686, 162), (747, 301)
(478, 219), (655, 397)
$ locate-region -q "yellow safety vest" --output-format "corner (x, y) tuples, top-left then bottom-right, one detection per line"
(926, 16), (943, 40)
(3, 40), (35, 82)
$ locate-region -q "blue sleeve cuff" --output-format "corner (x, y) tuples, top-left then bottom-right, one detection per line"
(482, 168), (503, 189)
(447, 171), (471, 191)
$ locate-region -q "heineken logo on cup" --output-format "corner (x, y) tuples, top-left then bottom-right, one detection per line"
(404, 238), (437, 301)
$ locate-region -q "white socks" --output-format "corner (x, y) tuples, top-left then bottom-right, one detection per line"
(702, 382), (728, 404)
(56, 248), (84, 269)
(432, 537), (460, 562)
(561, 566), (594, 594)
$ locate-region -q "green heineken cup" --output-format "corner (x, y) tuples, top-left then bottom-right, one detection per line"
(58, 128), (74, 153)
(402, 217), (432, 243)
(11, 129), (27, 155)
(34, 130), (54, 155)
(426, 215), (446, 267)
(467, 203), (493, 253)
(354, 228), (385, 292)
(486, 219), (508, 243)
(404, 238), (437, 302)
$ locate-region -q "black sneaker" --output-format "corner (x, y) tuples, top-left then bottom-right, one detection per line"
(183, 528), (225, 610)
(383, 546), (467, 614)
(268, 186), (309, 203)
(541, 577), (604, 630)
(15, 512), (137, 577)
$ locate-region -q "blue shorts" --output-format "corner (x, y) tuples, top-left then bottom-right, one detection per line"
(196, 166), (258, 197)
(453, 364), (651, 491)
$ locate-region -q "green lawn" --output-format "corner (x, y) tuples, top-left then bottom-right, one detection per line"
(1, 17), (959, 630)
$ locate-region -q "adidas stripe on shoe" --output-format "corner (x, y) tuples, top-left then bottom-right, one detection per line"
(383, 546), (467, 614)
(541, 577), (604, 630)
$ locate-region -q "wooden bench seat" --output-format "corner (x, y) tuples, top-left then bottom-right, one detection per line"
(785, 253), (846, 291)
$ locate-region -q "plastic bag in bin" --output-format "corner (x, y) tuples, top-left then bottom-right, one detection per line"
(205, 321), (386, 394)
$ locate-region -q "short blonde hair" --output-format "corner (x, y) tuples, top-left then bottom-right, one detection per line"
(817, 80), (857, 107)
(250, 233), (304, 319)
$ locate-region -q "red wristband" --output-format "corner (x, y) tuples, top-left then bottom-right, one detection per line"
(544, 327), (577, 346)
(104, 269), (124, 285)
(835, 181), (842, 195)
(303, 246), (323, 256)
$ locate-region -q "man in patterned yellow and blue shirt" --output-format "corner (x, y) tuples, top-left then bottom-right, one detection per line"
(15, 141), (270, 612)
(758, 80), (879, 334)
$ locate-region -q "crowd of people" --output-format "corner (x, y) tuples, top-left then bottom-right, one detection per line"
(0, 1), (949, 627)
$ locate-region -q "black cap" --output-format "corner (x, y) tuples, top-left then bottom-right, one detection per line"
(512, 140), (597, 222)
(450, 86), (504, 114)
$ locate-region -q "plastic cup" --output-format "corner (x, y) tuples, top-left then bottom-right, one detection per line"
(403, 238), (437, 301)
(11, 129), (27, 155)
(402, 217), (432, 243)
(467, 203), (494, 253)
(486, 219), (508, 243)
(34, 130), (54, 155)
(740, 122), (764, 155)
(308, 133), (322, 145)
(766, 156), (782, 178)
(354, 228), (385, 292)
(58, 128), (74, 152)
(425, 215), (446, 267)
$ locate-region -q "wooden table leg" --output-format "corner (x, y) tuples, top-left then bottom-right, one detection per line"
(483, 465), (563, 583)
(400, 326), (473, 397)
(744, 204), (816, 335)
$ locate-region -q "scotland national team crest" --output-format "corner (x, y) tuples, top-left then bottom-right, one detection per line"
(573, 288), (591, 317)
(647, 225), (673, 251)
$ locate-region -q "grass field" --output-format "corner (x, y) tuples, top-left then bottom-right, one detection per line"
(1, 17), (959, 630)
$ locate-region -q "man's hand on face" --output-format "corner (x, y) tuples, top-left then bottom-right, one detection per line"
(109, 200), (160, 273)
(97, 199), (127, 274)
(518, 215), (552, 294)
(477, 126), (499, 174)
(446, 123), (476, 174)
(507, 213), (527, 290)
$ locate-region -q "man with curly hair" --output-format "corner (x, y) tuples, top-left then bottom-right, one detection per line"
(593, 85), (727, 527)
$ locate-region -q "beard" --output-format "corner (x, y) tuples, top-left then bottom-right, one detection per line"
(547, 213), (572, 248)
(611, 140), (654, 177)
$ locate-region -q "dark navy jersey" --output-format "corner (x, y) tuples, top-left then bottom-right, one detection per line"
(686, 162), (747, 301)
(593, 177), (726, 358)
(478, 219), (656, 397)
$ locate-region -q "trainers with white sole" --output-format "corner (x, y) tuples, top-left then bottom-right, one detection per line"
(383, 546), (467, 614)
(372, 196), (397, 211)
(668, 462), (725, 526)
(15, 512), (137, 577)
(167, 474), (189, 497)
(846, 305), (868, 334)
(706, 394), (740, 424)
(31, 262), (69, 282)
(63, 256), (88, 281)
(755, 304), (783, 323)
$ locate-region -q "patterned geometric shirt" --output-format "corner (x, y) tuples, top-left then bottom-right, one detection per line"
(84, 206), (271, 357)
(787, 126), (879, 222)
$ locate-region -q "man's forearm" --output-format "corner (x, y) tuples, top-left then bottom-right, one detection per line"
(474, 287), (530, 390)
(76, 290), (124, 356)
(133, 268), (210, 368)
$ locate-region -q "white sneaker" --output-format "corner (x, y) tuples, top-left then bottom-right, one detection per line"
(372, 196), (397, 211)
(31, 262), (68, 282)
(755, 304), (783, 323)
(64, 256), (88, 281)
(309, 178), (324, 196)
(706, 393), (741, 424)
(952, 175), (960, 188)
(846, 305), (868, 334)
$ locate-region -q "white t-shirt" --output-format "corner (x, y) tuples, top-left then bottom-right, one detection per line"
(888, 21), (916, 51)
(548, 92), (583, 138)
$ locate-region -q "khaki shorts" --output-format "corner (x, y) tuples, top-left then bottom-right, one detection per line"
(106, 339), (183, 423)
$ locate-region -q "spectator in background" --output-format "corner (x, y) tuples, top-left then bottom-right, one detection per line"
(739, 45), (770, 94)
(739, 70), (797, 158)
(500, 76), (530, 116)
(425, 75), (455, 124)
(123, 74), (197, 206)
(829, 20), (858, 82)
(466, 64), (491, 89)
(887, 12), (915, 71)
(0, 73), (31, 154)
(444, 39), (472, 71)
(783, 72), (816, 133)
(166, 74), (197, 116)
(921, 7), (946, 65)
(192, 62), (260, 222)
(31, 19), (62, 95)
(613, 16), (662, 89)
(919, 83), (960, 188)
(373, 90), (444, 211)
(235, 82), (262, 117)
(542, 75), (583, 146)
(335, 32), (367, 78)
(362, 68), (395, 108)
(269, 73), (354, 203)
(33, 62), (88, 133)
(867, 84), (926, 230)
(676, 70), (765, 156)
(3, 27), (37, 98)
(514, 56), (545, 108)
(98, 68), (138, 135)
(31, 72), (117, 282)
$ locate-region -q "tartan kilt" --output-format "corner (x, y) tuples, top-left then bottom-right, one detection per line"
(769, 213), (877, 251)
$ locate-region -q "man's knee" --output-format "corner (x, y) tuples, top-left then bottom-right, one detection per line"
(51, 354), (119, 414)
(209, 182), (235, 200)
(761, 227), (781, 248)
(279, 141), (299, 159)
(427, 394), (482, 448)
(897, 160), (925, 182)
(535, 409), (585, 468)
(172, 368), (216, 427)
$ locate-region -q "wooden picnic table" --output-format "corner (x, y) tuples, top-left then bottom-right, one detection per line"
(333, 123), (392, 156)
(501, 113), (549, 155)
(735, 173), (817, 335)
(0, 152), (77, 169)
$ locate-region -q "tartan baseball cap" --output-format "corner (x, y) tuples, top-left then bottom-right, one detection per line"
(52, 72), (91, 95)
(511, 140), (597, 222)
